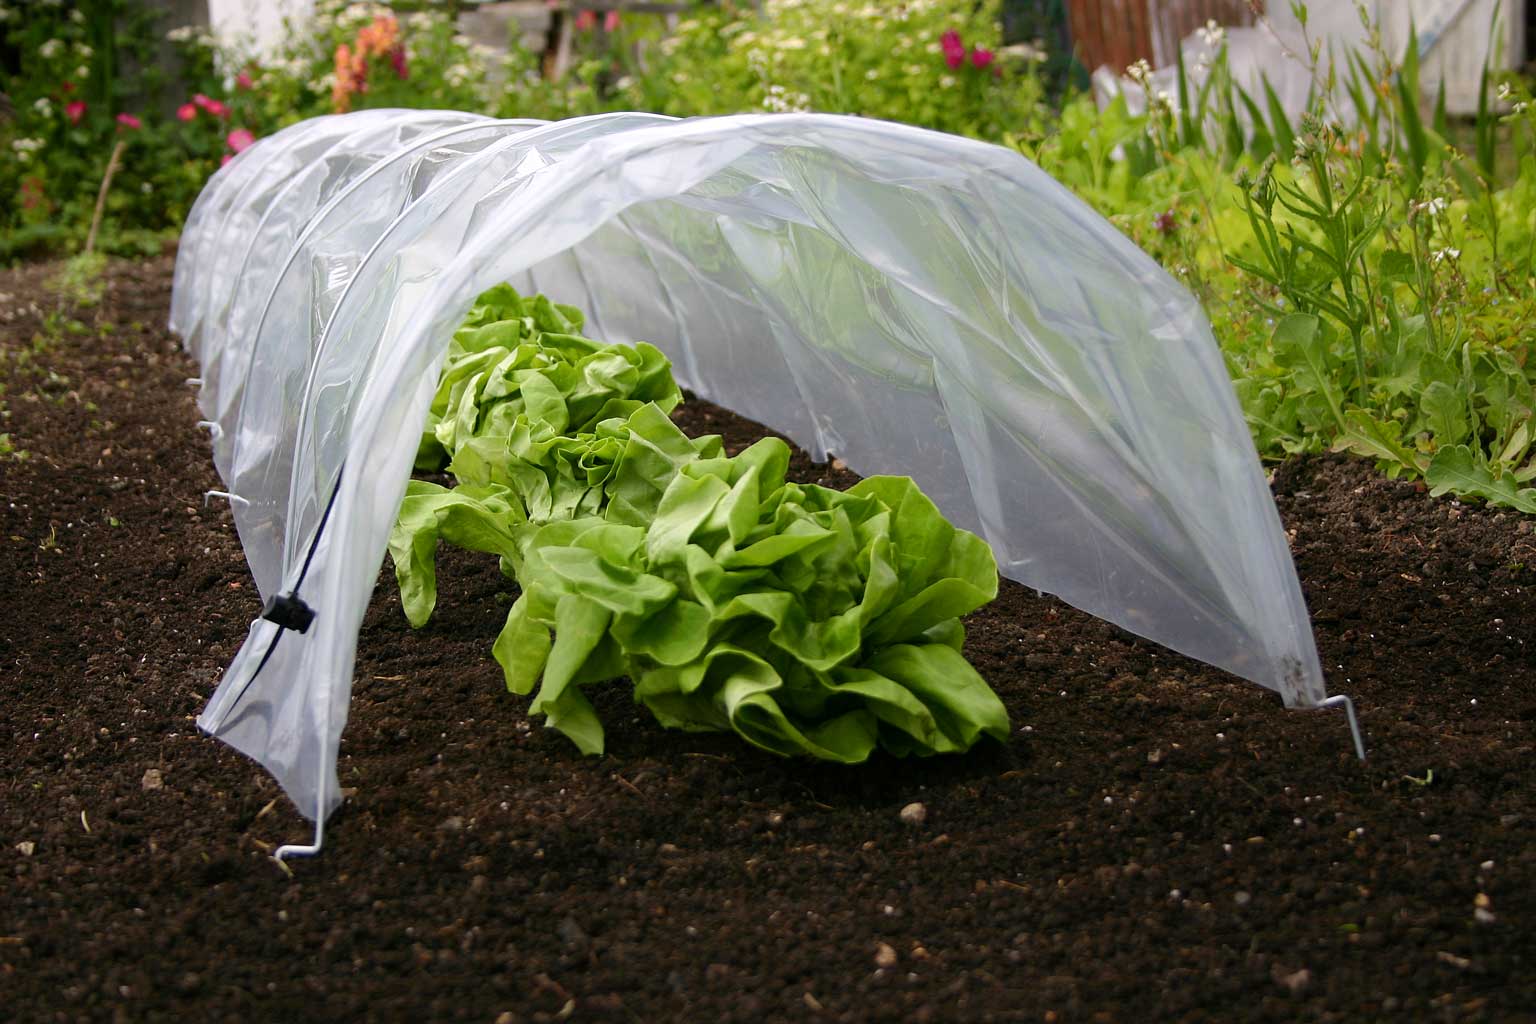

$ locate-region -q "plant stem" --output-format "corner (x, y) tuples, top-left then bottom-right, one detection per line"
(85, 139), (127, 257)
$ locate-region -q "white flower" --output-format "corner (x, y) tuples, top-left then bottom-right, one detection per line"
(141, 182), (153, 194)
(166, 25), (197, 43)
(12, 137), (44, 154)
(1432, 247), (1460, 263)
(776, 36), (806, 50)
(40, 39), (64, 59)
(1000, 42), (1046, 62)
(939, 74), (956, 88)
(69, 7), (84, 22)
(0, 7), (12, 23)
(1417, 197), (1448, 216)
(1126, 58), (1152, 84)
(1198, 19), (1225, 48)
(1497, 82), (1513, 101)
(864, 68), (879, 81)
(33, 97), (51, 115)
(75, 65), (89, 79)
(407, 11), (434, 31)
(904, 63), (924, 76)
(77, 43), (93, 58)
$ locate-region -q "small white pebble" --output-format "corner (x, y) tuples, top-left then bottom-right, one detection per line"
(1234, 891), (1251, 906)
(1429, 834), (1442, 843)
(899, 802), (927, 827)
(1481, 860), (1495, 872)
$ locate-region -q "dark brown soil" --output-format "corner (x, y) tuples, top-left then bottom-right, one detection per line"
(2, 256), (1533, 1023)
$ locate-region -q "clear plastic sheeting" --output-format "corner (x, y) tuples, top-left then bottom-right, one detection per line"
(172, 110), (1327, 827)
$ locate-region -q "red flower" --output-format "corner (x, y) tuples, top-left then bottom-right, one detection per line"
(65, 100), (87, 124)
(236, 70), (254, 90)
(574, 10), (597, 30)
(603, 10), (620, 32)
(1153, 209), (1177, 235)
(941, 30), (966, 70)
(970, 47), (995, 70)
(116, 112), (142, 130)
(61, 80), (75, 93)
(390, 45), (408, 79)
(177, 103), (197, 121)
(221, 154), (234, 167)
(226, 128), (255, 153)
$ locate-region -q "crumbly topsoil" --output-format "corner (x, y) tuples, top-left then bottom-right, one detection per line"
(1, 256), (1531, 1022)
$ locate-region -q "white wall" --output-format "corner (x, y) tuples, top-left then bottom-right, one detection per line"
(207, 0), (316, 58)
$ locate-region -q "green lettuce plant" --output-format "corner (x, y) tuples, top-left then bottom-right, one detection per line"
(495, 437), (1007, 761)
(416, 282), (682, 470)
(392, 283), (1008, 761)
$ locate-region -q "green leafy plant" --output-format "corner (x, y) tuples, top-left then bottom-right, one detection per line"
(415, 282), (682, 470)
(390, 284), (1008, 760)
(499, 439), (1007, 760)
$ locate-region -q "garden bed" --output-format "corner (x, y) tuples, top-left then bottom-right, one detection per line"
(1, 255), (1531, 1021)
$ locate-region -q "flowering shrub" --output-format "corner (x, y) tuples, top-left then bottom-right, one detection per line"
(617, 0), (1043, 138)
(205, 1), (503, 123)
(0, 0), (186, 258)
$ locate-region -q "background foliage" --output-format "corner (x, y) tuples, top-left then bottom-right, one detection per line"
(1, 0), (1533, 508)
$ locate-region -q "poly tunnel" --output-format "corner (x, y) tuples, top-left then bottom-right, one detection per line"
(172, 109), (1355, 857)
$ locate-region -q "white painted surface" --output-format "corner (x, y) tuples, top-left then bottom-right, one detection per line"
(208, 0), (316, 57)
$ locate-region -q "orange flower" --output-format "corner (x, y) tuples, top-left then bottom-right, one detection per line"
(333, 42), (359, 111)
(356, 15), (399, 59)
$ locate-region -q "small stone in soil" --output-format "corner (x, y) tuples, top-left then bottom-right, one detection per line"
(141, 768), (164, 790)
(874, 942), (898, 969)
(899, 802), (927, 827)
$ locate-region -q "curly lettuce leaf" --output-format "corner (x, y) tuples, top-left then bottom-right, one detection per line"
(497, 437), (1007, 760)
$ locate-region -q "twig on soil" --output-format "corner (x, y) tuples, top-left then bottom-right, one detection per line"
(613, 774), (646, 801)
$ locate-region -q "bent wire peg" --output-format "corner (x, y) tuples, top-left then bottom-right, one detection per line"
(1318, 693), (1366, 761)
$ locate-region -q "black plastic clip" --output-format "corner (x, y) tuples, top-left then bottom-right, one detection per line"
(262, 592), (316, 634)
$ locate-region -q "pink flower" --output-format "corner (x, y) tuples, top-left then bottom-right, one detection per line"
(65, 100), (87, 124)
(226, 128), (255, 153)
(115, 112), (142, 130)
(177, 102), (197, 121)
(390, 45), (408, 79)
(236, 70), (253, 90)
(970, 46), (995, 70)
(941, 30), (966, 70)
(604, 10), (620, 32)
(574, 9), (597, 31)
(192, 93), (228, 117)
(1153, 210), (1177, 235)
(221, 154), (234, 167)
